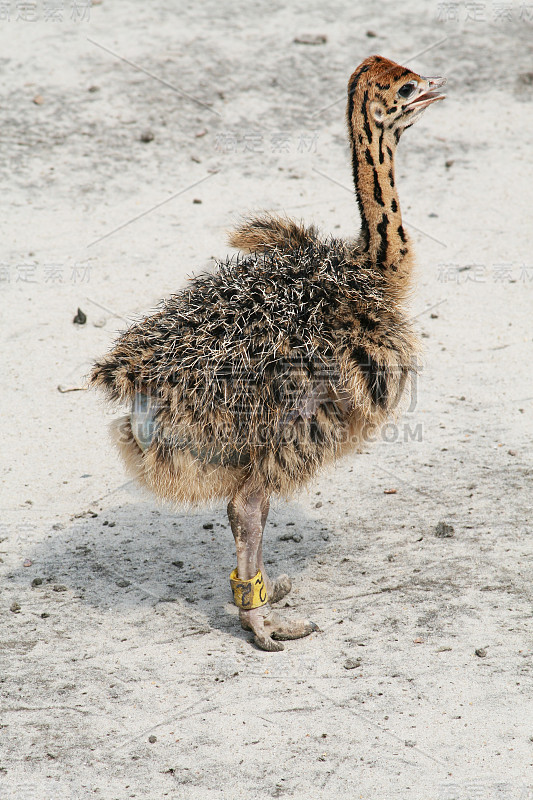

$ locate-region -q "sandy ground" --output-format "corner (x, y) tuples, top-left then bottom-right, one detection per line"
(1, 1), (533, 798)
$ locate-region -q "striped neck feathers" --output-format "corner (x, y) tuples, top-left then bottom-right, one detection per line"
(350, 97), (410, 275)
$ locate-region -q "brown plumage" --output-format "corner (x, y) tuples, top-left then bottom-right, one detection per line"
(227, 215), (320, 255)
(90, 56), (446, 650)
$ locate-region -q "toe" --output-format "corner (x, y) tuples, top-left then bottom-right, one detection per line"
(253, 633), (284, 652)
(238, 605), (316, 649)
(269, 574), (292, 604)
(239, 605), (284, 651)
(266, 611), (319, 641)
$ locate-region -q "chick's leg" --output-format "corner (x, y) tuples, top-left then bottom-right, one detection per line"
(228, 487), (317, 652)
(256, 497), (292, 605)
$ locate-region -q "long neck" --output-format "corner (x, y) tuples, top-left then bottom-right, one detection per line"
(349, 107), (413, 298)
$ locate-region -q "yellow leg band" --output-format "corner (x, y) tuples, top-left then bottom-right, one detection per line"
(230, 568), (268, 609)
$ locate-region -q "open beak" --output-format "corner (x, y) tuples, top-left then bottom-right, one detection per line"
(407, 76), (447, 110)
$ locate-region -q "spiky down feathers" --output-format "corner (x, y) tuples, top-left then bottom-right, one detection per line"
(91, 232), (418, 501)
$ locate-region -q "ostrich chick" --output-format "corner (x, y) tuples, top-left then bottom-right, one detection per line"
(91, 56), (445, 651)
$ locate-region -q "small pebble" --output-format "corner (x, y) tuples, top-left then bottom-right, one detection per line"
(475, 648), (487, 658)
(517, 71), (533, 86)
(445, 159), (454, 169)
(193, 198), (202, 204)
(53, 584), (68, 592)
(279, 531), (302, 543)
(139, 130), (154, 143)
(23, 558), (33, 567)
(116, 579), (130, 588)
(366, 30), (377, 37)
(508, 449), (517, 456)
(10, 602), (21, 613)
(315, 501), (323, 508)
(148, 735), (157, 743)
(172, 560), (184, 569)
(413, 637), (424, 644)
(73, 308), (87, 325)
(88, 85), (100, 93)
(343, 658), (361, 670)
(203, 522), (213, 529)
(430, 312), (439, 319)
(32, 577), (43, 587)
(435, 521), (454, 538)
(294, 34), (327, 45)
(384, 488), (397, 495)
(405, 740), (417, 748)
(41, 612), (50, 619)
(195, 129), (207, 138)
(33, 94), (44, 105)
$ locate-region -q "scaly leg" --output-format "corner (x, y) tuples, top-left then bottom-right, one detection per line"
(227, 486), (317, 652)
(256, 497), (292, 604)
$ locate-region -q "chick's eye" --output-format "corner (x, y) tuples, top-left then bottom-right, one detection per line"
(398, 81), (417, 99)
